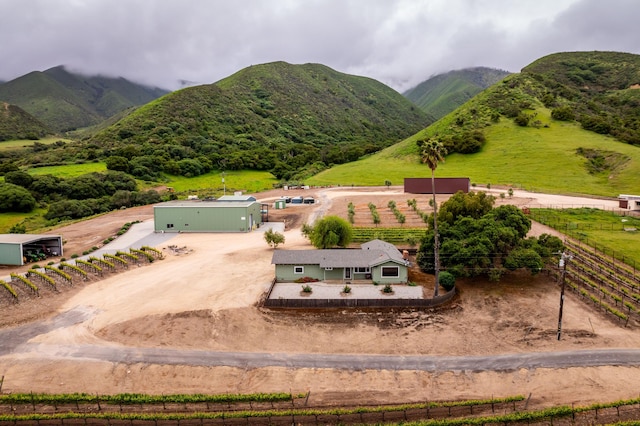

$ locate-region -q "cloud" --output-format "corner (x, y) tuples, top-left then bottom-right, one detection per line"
(0, 0), (639, 91)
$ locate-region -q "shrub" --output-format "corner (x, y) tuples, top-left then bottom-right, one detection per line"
(301, 284), (313, 293)
(294, 276), (319, 283)
(342, 285), (351, 294)
(551, 105), (575, 121)
(439, 271), (456, 291)
(382, 284), (393, 293)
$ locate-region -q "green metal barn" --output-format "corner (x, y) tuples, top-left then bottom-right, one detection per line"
(0, 234), (63, 266)
(153, 198), (264, 233)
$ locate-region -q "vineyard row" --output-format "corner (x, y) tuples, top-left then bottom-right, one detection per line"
(0, 246), (163, 304)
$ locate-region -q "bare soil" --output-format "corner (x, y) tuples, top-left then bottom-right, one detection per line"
(1, 187), (639, 411)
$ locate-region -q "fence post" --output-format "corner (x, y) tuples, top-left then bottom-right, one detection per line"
(0, 375), (3, 393)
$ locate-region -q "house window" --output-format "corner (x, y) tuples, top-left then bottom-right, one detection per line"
(354, 267), (370, 273)
(381, 266), (399, 278)
(324, 267), (333, 270)
(294, 266), (304, 274)
(166, 224), (174, 229)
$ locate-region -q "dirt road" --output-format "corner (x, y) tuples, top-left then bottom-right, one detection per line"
(0, 187), (637, 410)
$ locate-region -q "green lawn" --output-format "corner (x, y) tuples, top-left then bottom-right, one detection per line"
(307, 109), (640, 198)
(27, 162), (107, 178)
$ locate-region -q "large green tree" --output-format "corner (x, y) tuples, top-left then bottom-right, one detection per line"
(417, 202), (562, 281)
(419, 138), (447, 296)
(0, 183), (37, 213)
(307, 215), (353, 249)
(438, 190), (495, 226)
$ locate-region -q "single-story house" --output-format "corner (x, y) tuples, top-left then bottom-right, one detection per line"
(271, 240), (409, 284)
(0, 234), (63, 266)
(619, 195), (640, 211)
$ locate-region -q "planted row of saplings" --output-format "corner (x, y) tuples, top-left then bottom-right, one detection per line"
(565, 265), (631, 323)
(351, 227), (425, 244)
(0, 393), (526, 423)
(564, 244), (640, 313)
(564, 239), (639, 285)
(6, 395), (640, 425)
(0, 246), (163, 303)
(567, 260), (640, 312)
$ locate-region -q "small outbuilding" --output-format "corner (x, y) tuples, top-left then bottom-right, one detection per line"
(153, 198), (263, 233)
(404, 177), (470, 194)
(0, 234), (63, 266)
(619, 195), (640, 211)
(271, 239), (409, 284)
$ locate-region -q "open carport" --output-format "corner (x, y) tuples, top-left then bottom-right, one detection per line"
(0, 234), (63, 266)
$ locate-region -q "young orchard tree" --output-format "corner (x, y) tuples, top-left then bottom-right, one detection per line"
(264, 228), (285, 249)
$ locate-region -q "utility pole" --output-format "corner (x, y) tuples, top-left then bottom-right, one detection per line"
(557, 251), (572, 340)
(221, 171), (226, 196)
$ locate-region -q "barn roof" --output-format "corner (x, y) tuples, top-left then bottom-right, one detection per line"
(154, 200), (257, 208)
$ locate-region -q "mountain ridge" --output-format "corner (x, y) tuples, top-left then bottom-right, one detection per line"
(403, 67), (511, 119)
(82, 61), (432, 181)
(0, 66), (169, 132)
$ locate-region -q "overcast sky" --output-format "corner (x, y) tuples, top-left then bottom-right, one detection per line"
(1, 0), (639, 92)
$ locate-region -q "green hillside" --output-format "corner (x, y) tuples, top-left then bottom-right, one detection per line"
(308, 52), (640, 198)
(0, 66), (168, 132)
(0, 102), (51, 141)
(404, 67), (510, 120)
(83, 61), (431, 181)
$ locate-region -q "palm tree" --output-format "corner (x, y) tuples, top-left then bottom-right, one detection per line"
(420, 138), (447, 297)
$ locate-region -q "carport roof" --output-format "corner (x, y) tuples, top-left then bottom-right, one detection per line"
(0, 234), (61, 244)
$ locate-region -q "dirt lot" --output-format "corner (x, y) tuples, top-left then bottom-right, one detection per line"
(1, 187), (639, 410)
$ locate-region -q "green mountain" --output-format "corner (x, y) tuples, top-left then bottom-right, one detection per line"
(0, 66), (168, 133)
(403, 67), (510, 120)
(0, 102), (51, 141)
(308, 51), (640, 197)
(84, 61), (431, 181)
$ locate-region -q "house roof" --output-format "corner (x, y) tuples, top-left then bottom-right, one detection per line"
(271, 240), (407, 268)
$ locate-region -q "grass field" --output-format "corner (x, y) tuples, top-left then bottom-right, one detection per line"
(0, 209), (48, 234)
(307, 109), (640, 198)
(530, 208), (640, 268)
(0, 137), (73, 152)
(27, 162), (107, 178)
(149, 170), (278, 196)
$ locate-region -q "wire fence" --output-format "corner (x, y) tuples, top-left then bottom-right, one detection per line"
(529, 212), (639, 276)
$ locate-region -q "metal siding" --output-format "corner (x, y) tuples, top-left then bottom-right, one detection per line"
(0, 242), (23, 265)
(247, 202), (263, 229)
(404, 178), (470, 194)
(154, 205), (258, 232)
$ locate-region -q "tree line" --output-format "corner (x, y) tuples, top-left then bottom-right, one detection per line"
(0, 166), (163, 228)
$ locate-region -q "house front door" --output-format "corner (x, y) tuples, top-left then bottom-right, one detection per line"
(344, 267), (352, 280)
